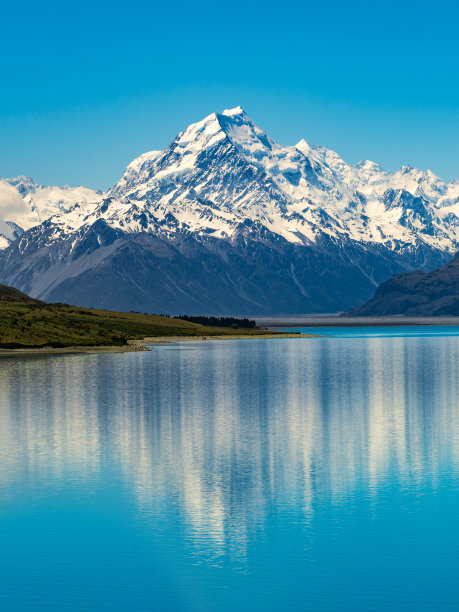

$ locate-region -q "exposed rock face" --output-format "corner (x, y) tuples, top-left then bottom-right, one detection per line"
(347, 254), (459, 316)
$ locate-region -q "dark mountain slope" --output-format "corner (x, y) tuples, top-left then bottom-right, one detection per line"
(347, 253), (459, 316)
(0, 219), (443, 315)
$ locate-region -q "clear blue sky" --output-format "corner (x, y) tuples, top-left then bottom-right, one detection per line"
(2, 0), (458, 189)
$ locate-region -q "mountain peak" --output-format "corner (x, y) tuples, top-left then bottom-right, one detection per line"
(221, 105), (245, 117)
(354, 160), (385, 172)
(295, 138), (313, 155)
(174, 111), (226, 152)
(396, 164), (442, 184)
(400, 164), (416, 174)
(7, 176), (39, 189)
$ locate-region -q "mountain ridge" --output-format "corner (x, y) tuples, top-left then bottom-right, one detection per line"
(0, 176), (100, 248)
(0, 106), (458, 314)
(346, 253), (459, 316)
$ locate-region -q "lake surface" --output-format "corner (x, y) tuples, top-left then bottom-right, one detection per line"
(2, 328), (459, 610)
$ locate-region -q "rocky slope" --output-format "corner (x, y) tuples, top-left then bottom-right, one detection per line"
(347, 253), (459, 316)
(0, 107), (458, 314)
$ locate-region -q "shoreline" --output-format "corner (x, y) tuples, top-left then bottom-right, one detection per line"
(0, 332), (315, 357)
(255, 315), (459, 328)
(0, 343), (150, 357)
(136, 333), (316, 345)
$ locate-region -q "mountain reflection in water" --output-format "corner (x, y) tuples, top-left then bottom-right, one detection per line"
(1, 335), (459, 610)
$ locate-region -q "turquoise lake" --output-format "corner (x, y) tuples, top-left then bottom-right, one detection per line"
(2, 328), (459, 610)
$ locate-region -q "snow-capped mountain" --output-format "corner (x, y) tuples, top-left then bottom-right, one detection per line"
(0, 107), (457, 314)
(0, 176), (100, 248)
(106, 107), (458, 249)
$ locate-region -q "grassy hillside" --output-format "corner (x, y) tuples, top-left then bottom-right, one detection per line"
(0, 283), (43, 304)
(0, 290), (276, 348)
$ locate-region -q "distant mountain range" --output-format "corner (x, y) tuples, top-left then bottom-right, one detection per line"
(0, 176), (100, 249)
(0, 107), (458, 314)
(347, 253), (459, 316)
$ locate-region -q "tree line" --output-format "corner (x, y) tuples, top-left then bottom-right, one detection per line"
(176, 315), (257, 329)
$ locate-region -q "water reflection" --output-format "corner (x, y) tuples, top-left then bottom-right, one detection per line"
(1, 336), (459, 562)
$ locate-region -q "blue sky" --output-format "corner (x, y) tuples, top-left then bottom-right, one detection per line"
(2, 0), (458, 189)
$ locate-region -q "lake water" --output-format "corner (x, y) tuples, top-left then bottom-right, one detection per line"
(1, 328), (459, 610)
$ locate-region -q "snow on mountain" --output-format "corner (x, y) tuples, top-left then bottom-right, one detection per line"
(104, 107), (458, 253)
(0, 106), (458, 314)
(0, 223), (18, 250)
(113, 151), (163, 195)
(0, 180), (31, 246)
(0, 176), (101, 247)
(3, 107), (458, 252)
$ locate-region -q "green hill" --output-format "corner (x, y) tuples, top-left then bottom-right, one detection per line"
(0, 285), (280, 348)
(0, 283), (43, 304)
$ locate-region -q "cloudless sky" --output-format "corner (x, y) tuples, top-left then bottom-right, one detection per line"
(1, 0), (458, 189)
